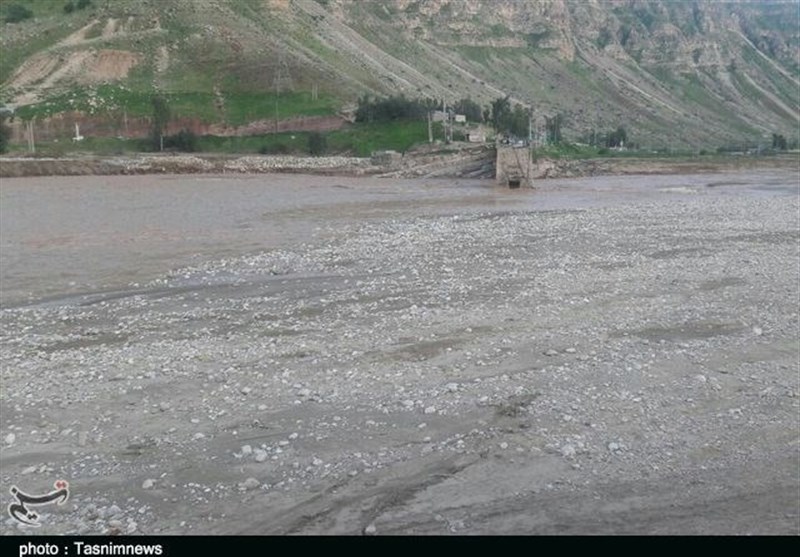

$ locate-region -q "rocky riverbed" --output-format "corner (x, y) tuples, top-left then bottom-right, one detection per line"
(0, 171), (798, 535)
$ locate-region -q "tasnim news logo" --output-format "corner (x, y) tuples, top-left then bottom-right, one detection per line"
(7, 481), (70, 527)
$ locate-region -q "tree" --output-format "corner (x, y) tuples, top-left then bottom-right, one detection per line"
(0, 117), (11, 154)
(490, 96), (511, 133)
(355, 95), (426, 123)
(165, 128), (197, 152)
(772, 133), (787, 151)
(453, 98), (482, 122)
(308, 132), (327, 156)
(4, 4), (33, 23)
(150, 94), (170, 151)
(606, 126), (627, 148)
(509, 105), (529, 137)
(545, 113), (564, 144)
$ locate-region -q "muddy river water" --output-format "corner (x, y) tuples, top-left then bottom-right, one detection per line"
(1, 170), (796, 307)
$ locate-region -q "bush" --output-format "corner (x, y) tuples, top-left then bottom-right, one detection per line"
(0, 118), (11, 154)
(452, 98), (482, 122)
(260, 143), (290, 154)
(64, 2), (74, 14)
(164, 129), (198, 152)
(355, 95), (427, 123)
(308, 132), (327, 156)
(4, 4), (34, 23)
(76, 0), (92, 9)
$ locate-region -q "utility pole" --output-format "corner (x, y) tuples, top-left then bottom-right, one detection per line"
(27, 119), (35, 154)
(273, 50), (294, 134)
(427, 109), (433, 143)
(528, 110), (532, 144)
(443, 99), (449, 143)
(274, 73), (279, 134)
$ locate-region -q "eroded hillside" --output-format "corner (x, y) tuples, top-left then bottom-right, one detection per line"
(0, 0), (797, 148)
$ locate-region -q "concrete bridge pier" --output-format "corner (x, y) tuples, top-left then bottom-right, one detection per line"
(496, 144), (533, 188)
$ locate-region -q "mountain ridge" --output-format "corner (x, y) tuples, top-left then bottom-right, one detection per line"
(1, 0), (798, 149)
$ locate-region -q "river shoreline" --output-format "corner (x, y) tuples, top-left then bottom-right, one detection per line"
(1, 151), (797, 179)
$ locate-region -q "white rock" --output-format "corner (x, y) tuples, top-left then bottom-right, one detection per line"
(254, 450), (268, 462)
(608, 442), (621, 452)
(560, 444), (576, 458)
(544, 349), (558, 356)
(424, 406), (436, 415)
(142, 479), (155, 490)
(240, 387), (252, 395)
(364, 524), (377, 535)
(753, 326), (763, 336)
(446, 383), (459, 393)
(241, 445), (253, 455)
(565, 347), (577, 354)
(499, 442), (508, 450)
(312, 457), (324, 466)
(4, 433), (15, 446)
(288, 433), (299, 440)
(192, 433), (206, 441)
(241, 477), (260, 490)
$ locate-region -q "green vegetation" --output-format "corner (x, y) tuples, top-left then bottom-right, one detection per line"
(4, 3), (33, 23)
(14, 87), (338, 126)
(307, 132), (327, 155)
(772, 133), (787, 151)
(605, 126), (627, 148)
(150, 94), (170, 151)
(9, 119), (439, 158)
(355, 94), (428, 123)
(545, 113), (564, 144)
(0, 116), (11, 153)
(490, 96), (529, 138)
(327, 120), (437, 156)
(526, 30), (553, 50)
(225, 91), (337, 126)
(231, 120), (436, 156)
(63, 0), (92, 14)
(164, 128), (198, 152)
(452, 98), (482, 122)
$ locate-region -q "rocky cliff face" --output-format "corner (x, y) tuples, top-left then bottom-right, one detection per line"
(325, 0), (799, 147)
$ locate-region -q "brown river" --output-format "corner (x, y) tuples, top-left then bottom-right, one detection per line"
(1, 170), (797, 307)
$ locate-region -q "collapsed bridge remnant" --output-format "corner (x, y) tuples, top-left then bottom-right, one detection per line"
(496, 143), (533, 188)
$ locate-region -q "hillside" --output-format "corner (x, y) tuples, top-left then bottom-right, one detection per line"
(0, 0), (798, 150)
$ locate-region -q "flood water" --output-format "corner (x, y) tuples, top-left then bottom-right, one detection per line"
(1, 170), (797, 307)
